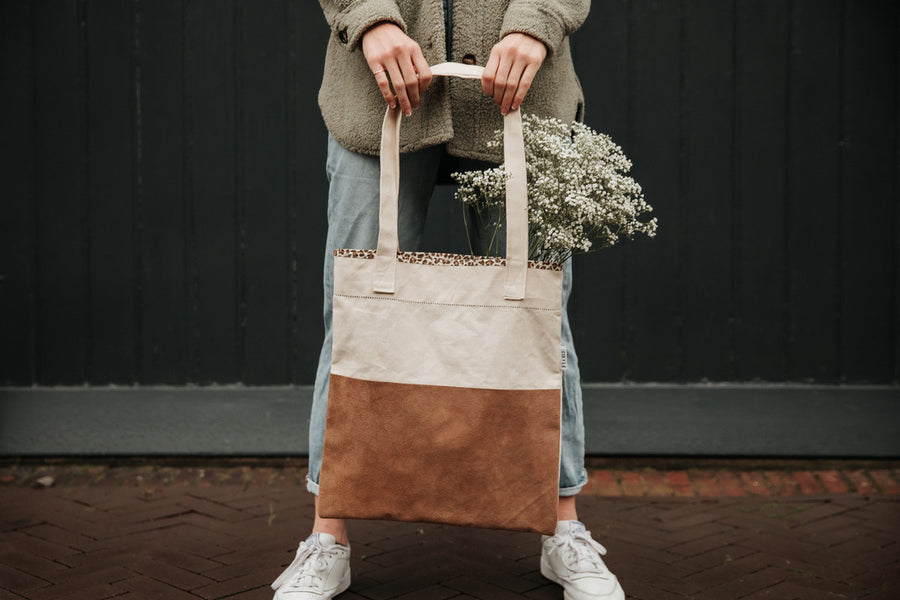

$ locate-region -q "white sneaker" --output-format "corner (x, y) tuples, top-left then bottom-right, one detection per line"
(541, 521), (625, 600)
(271, 533), (351, 600)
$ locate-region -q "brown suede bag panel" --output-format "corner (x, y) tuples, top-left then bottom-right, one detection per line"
(319, 374), (561, 535)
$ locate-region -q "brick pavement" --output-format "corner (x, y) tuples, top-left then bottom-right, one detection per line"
(1, 459), (899, 599)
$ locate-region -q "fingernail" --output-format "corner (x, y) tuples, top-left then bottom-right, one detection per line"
(511, 104), (518, 111)
(501, 109), (508, 116)
(404, 109), (412, 117)
(389, 101), (396, 109)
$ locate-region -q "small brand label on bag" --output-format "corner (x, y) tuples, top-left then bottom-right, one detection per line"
(560, 346), (568, 370)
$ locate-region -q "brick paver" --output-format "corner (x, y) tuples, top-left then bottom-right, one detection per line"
(1, 459), (898, 599)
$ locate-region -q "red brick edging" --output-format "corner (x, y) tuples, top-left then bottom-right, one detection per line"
(2, 459), (899, 498)
(583, 466), (900, 497)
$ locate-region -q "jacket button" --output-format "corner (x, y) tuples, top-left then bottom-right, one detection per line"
(461, 53), (476, 65)
(338, 28), (348, 44)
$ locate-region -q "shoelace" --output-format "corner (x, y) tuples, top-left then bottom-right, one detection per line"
(287, 549), (336, 590)
(271, 541), (342, 591)
(547, 529), (610, 574)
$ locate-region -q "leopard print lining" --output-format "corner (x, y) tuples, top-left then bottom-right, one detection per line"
(334, 249), (563, 271)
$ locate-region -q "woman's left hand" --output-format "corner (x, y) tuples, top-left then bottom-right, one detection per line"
(481, 32), (548, 115)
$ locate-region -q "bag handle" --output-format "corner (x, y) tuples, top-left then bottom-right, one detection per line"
(373, 62), (528, 301)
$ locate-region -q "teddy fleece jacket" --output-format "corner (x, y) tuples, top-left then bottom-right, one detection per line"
(317, 0), (589, 163)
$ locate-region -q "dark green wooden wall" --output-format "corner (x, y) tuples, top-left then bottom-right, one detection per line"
(2, 0), (898, 386)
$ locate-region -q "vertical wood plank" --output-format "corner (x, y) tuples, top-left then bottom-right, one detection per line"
(86, 0), (137, 383)
(290, 0), (330, 384)
(733, 0), (789, 380)
(33, 0), (89, 383)
(139, 0), (189, 383)
(185, 0), (239, 383)
(681, 0), (736, 380)
(896, 5), (900, 385)
(625, 0), (683, 382)
(571, 0), (629, 382)
(786, 0), (841, 382)
(839, 0), (897, 383)
(0, 1), (37, 384)
(240, 0), (289, 384)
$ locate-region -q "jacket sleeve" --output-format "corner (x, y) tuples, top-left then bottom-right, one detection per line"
(500, 0), (590, 54)
(318, 0), (406, 51)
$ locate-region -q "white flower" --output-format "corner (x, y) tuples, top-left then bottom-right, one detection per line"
(452, 113), (657, 263)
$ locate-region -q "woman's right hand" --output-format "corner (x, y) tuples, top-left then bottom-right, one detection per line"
(361, 22), (433, 117)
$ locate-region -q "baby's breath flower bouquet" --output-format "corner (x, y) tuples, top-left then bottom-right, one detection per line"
(453, 113), (657, 264)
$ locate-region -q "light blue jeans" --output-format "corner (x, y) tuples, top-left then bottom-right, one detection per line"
(306, 134), (588, 497)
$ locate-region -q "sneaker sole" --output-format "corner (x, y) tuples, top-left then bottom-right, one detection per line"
(273, 567), (350, 600)
(540, 557), (625, 600)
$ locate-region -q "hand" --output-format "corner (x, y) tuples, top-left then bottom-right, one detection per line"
(361, 22), (433, 116)
(482, 33), (547, 115)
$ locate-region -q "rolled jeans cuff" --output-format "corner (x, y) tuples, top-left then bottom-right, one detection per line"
(558, 468), (588, 497)
(306, 474), (320, 496)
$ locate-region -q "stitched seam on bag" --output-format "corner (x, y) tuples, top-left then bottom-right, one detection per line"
(334, 293), (559, 312)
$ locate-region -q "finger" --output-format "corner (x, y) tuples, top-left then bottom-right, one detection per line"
(501, 58), (532, 114)
(493, 55), (514, 110)
(398, 58), (421, 110)
(482, 50), (500, 97)
(412, 52), (433, 97)
(499, 60), (526, 114)
(372, 68), (396, 109)
(386, 62), (412, 116)
(511, 62), (538, 111)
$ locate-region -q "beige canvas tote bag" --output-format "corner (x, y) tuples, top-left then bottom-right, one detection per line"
(318, 62), (564, 535)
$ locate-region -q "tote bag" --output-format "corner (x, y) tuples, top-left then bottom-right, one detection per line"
(318, 62), (563, 535)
